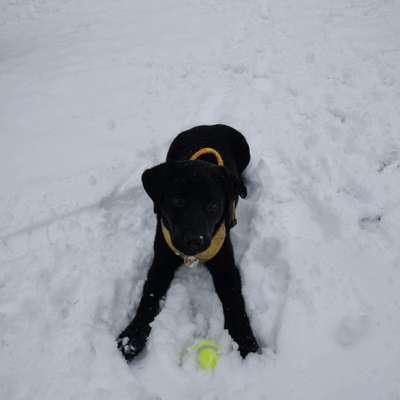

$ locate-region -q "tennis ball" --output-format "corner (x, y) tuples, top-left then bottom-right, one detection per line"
(196, 340), (220, 370)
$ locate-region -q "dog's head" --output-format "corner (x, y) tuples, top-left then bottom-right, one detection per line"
(142, 160), (246, 256)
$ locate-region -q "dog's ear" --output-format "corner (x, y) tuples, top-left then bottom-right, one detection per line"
(215, 166), (247, 228)
(142, 163), (171, 213)
(216, 167), (247, 199)
(227, 126), (251, 173)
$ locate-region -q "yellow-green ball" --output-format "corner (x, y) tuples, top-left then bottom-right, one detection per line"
(196, 340), (219, 369)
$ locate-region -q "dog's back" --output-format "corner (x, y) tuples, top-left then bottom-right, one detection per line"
(166, 124), (250, 175)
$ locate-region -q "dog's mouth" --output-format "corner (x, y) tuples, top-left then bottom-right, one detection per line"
(174, 234), (211, 256)
(160, 219), (208, 255)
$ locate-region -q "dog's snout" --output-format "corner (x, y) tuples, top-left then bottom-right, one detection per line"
(184, 234), (208, 254)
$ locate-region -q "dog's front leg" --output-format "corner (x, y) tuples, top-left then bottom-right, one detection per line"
(206, 236), (260, 358)
(117, 222), (181, 362)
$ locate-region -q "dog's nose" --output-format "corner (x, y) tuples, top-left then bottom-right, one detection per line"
(184, 234), (206, 254)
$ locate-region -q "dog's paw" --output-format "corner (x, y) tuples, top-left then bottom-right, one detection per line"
(117, 335), (140, 362)
(117, 324), (150, 362)
(238, 336), (261, 359)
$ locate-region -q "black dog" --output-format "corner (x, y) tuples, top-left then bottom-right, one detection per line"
(117, 124), (260, 360)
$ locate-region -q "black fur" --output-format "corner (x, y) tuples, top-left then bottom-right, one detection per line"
(117, 124), (260, 360)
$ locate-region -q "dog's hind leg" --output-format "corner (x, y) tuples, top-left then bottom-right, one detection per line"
(205, 236), (260, 358)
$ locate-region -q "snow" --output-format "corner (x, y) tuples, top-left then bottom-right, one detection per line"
(1, 0), (400, 399)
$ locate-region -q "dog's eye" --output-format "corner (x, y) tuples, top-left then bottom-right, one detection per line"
(207, 202), (218, 213)
(171, 195), (185, 208)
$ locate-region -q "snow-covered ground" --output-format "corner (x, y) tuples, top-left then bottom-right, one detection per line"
(1, 0), (400, 399)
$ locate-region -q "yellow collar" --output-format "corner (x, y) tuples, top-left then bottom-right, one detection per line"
(190, 147), (224, 166)
(161, 221), (226, 266)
